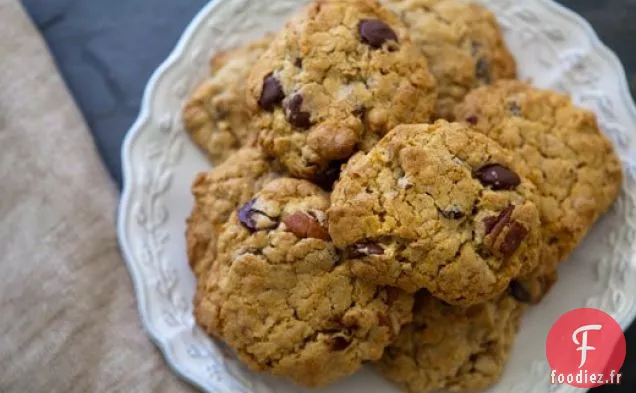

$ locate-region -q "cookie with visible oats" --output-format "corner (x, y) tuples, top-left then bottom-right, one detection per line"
(455, 81), (623, 290)
(247, 0), (437, 179)
(377, 289), (525, 393)
(386, 0), (516, 119)
(329, 121), (542, 305)
(194, 178), (413, 387)
(183, 38), (269, 164)
(186, 148), (277, 278)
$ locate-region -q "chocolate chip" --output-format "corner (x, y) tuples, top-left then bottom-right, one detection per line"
(215, 107), (229, 119)
(500, 222), (529, 258)
(509, 280), (532, 303)
(359, 19), (398, 49)
(466, 115), (478, 125)
(238, 199), (278, 231)
(484, 205), (515, 238)
(348, 242), (384, 258)
(283, 211), (330, 240)
(475, 57), (491, 83)
(258, 74), (285, 111)
(474, 164), (521, 190)
(508, 102), (522, 116)
(440, 207), (464, 219)
(352, 105), (366, 118)
(294, 58), (302, 68)
(238, 200), (258, 231)
(329, 336), (351, 351)
(315, 160), (344, 191)
(285, 94), (312, 129)
(476, 244), (493, 258)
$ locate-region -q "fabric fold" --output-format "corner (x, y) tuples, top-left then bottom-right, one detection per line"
(0, 0), (193, 391)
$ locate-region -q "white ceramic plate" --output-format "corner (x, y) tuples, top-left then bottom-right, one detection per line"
(117, 1), (636, 392)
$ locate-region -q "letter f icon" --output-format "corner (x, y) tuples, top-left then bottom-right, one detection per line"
(573, 324), (602, 368)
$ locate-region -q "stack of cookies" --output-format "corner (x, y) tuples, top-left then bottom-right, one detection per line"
(183, 0), (623, 391)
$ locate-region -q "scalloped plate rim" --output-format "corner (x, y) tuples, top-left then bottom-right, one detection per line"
(538, 0), (636, 130)
(117, 1), (225, 391)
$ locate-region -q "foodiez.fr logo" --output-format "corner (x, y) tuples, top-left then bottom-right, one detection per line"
(546, 308), (626, 388)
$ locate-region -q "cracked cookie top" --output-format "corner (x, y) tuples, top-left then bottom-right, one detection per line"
(377, 289), (525, 393)
(386, 0), (516, 119)
(247, 0), (437, 180)
(455, 81), (623, 275)
(194, 177), (413, 387)
(183, 37), (269, 164)
(186, 148), (277, 278)
(328, 121), (542, 304)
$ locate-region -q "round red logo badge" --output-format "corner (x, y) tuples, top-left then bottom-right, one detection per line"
(546, 308), (626, 388)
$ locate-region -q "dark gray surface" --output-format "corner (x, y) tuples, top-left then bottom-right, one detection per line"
(20, 0), (636, 391)
(21, 0), (210, 186)
(20, 0), (636, 186)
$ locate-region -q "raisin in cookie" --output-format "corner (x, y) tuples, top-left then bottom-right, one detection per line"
(377, 289), (525, 393)
(183, 38), (269, 164)
(329, 121), (542, 304)
(247, 0), (437, 179)
(186, 148), (277, 278)
(509, 268), (558, 305)
(386, 0), (516, 119)
(194, 178), (413, 387)
(455, 81), (623, 277)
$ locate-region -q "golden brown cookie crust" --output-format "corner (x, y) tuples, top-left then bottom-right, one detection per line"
(377, 290), (525, 393)
(386, 0), (516, 119)
(183, 38), (270, 164)
(455, 81), (623, 276)
(186, 148), (277, 278)
(329, 121), (542, 304)
(194, 178), (413, 387)
(248, 0), (437, 179)
(510, 268), (558, 304)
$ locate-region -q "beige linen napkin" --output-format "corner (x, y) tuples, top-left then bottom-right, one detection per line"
(0, 1), (195, 392)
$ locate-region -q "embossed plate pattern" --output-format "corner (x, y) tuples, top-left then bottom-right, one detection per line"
(118, 0), (636, 392)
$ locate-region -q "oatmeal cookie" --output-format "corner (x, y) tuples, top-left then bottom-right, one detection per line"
(377, 288), (525, 393)
(455, 81), (623, 277)
(386, 0), (516, 119)
(248, 0), (437, 179)
(329, 121), (542, 304)
(183, 38), (269, 164)
(186, 148), (277, 278)
(194, 178), (413, 387)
